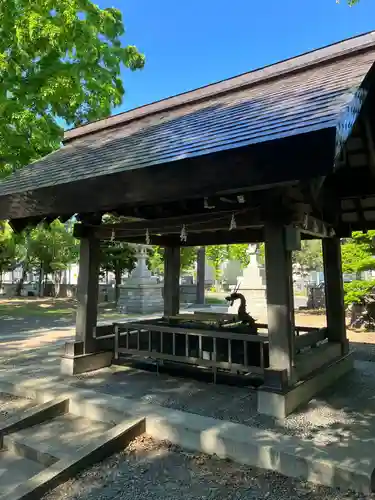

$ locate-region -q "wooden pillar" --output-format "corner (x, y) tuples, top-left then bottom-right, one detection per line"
(196, 247), (205, 305)
(322, 237), (348, 354)
(264, 223), (295, 389)
(164, 246), (180, 316)
(75, 236), (100, 353)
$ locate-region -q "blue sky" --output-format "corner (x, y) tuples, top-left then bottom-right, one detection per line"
(97, 0), (375, 114)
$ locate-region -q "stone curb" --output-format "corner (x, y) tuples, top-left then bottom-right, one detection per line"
(1, 375), (374, 494)
(3, 436), (57, 468)
(0, 393), (70, 441)
(1, 417), (145, 500)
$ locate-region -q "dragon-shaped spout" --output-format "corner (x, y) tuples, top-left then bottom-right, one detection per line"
(226, 292), (257, 332)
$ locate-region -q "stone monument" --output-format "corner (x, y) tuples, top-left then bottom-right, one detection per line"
(117, 245), (164, 315)
(228, 244), (266, 317)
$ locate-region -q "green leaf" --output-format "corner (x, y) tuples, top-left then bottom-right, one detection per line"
(0, 0), (144, 176)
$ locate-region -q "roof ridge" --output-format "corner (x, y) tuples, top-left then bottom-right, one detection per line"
(64, 30), (375, 143)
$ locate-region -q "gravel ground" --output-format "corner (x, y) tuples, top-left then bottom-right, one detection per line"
(42, 435), (371, 500)
(0, 392), (34, 421)
(350, 341), (375, 362)
(69, 358), (375, 445)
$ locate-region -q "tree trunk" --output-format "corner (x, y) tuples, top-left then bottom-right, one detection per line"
(38, 263), (43, 297)
(15, 268), (26, 296)
(115, 269), (122, 304)
(53, 271), (61, 298)
(214, 264), (221, 292)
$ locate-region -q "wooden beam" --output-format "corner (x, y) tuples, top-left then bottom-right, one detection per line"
(0, 127), (336, 221)
(363, 117), (375, 176)
(92, 208), (262, 233)
(111, 229), (265, 246)
(294, 213), (334, 238)
(76, 198), (296, 241)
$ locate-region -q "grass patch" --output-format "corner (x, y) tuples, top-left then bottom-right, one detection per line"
(0, 299), (76, 318)
(0, 304), (75, 317)
(205, 297), (226, 305)
(100, 311), (124, 319)
(0, 298), (121, 320)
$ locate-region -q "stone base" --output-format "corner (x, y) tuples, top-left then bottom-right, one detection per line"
(257, 353), (354, 419)
(61, 351), (113, 376)
(118, 283), (164, 315)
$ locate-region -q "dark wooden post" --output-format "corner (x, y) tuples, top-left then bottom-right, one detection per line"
(322, 237), (348, 354)
(164, 246), (180, 317)
(264, 223), (295, 388)
(75, 236), (100, 353)
(196, 246), (205, 305)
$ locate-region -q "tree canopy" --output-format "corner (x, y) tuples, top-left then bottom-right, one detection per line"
(293, 240), (323, 275)
(100, 241), (136, 302)
(341, 231), (375, 305)
(148, 246), (198, 275)
(206, 245), (229, 289)
(341, 231), (375, 275)
(30, 220), (79, 275)
(0, 221), (19, 281)
(0, 220), (79, 295)
(227, 244), (251, 268)
(0, 0), (144, 177)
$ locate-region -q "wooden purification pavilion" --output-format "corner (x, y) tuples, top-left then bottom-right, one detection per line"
(2, 32), (375, 417)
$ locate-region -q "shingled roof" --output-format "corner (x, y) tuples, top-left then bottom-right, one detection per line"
(1, 31), (375, 212)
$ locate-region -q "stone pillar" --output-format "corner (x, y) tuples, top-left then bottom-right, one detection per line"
(61, 236), (112, 375)
(164, 246), (180, 316)
(196, 247), (205, 305)
(322, 237), (348, 354)
(118, 245), (164, 314)
(263, 224), (295, 388)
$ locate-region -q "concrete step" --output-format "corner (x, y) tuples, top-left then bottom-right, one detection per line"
(0, 449), (44, 497)
(5, 413), (114, 461)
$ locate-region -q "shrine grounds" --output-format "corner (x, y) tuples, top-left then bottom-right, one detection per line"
(2, 296), (375, 499)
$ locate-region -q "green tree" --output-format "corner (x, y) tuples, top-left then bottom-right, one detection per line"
(11, 228), (39, 295)
(206, 245), (229, 290)
(257, 240), (322, 274)
(293, 240), (323, 276)
(100, 241), (136, 303)
(341, 231), (375, 306)
(147, 246), (164, 275)
(147, 247), (198, 275)
(227, 244), (251, 268)
(30, 220), (79, 296)
(341, 231), (375, 275)
(181, 247), (199, 273)
(0, 0), (145, 176)
(0, 222), (19, 286)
